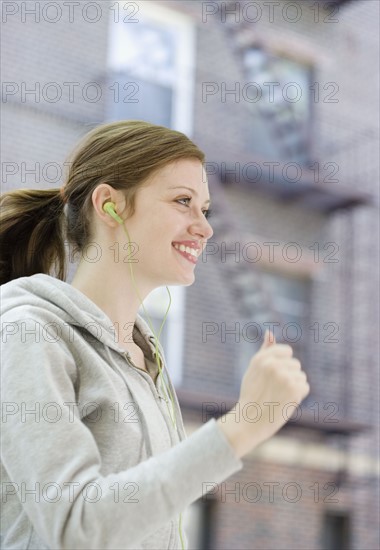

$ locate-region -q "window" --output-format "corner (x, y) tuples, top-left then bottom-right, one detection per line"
(261, 270), (311, 345)
(138, 285), (186, 387)
(107, 0), (196, 134)
(183, 497), (216, 550)
(243, 47), (313, 164)
(107, 2), (195, 387)
(321, 511), (351, 550)
(237, 269), (311, 386)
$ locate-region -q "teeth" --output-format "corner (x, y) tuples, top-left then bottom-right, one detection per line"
(173, 243), (199, 257)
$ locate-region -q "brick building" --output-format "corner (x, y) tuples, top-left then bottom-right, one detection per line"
(1, 0), (379, 548)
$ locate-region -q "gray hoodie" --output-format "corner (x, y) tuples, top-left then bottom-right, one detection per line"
(1, 274), (243, 550)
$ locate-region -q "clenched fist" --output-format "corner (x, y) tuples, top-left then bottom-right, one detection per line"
(217, 330), (310, 459)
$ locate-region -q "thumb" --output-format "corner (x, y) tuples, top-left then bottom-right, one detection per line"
(260, 329), (276, 350)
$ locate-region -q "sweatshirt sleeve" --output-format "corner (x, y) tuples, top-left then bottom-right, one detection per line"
(1, 319), (243, 550)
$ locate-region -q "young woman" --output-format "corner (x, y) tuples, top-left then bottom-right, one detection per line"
(0, 120), (310, 550)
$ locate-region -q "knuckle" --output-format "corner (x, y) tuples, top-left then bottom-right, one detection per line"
(285, 344), (293, 356)
(298, 371), (307, 381)
(267, 364), (278, 379)
(273, 361), (285, 377)
(278, 370), (291, 385)
(260, 357), (274, 370)
(292, 358), (302, 370)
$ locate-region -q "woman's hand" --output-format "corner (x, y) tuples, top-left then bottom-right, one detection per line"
(217, 330), (310, 458)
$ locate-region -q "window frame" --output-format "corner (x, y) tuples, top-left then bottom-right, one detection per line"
(242, 44), (314, 164)
(138, 285), (186, 388)
(236, 267), (312, 388)
(107, 1), (198, 387)
(107, 0), (197, 135)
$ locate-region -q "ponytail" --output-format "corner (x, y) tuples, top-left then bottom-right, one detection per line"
(0, 188), (67, 285)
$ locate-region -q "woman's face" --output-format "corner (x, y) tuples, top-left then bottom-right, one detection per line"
(122, 158), (214, 288)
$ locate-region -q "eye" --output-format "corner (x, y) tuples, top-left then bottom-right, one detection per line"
(176, 198), (213, 220)
(204, 208), (213, 220)
(176, 197), (191, 207)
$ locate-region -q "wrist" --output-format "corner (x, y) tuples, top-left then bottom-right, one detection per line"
(215, 403), (252, 459)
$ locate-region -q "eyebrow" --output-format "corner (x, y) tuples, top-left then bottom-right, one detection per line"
(168, 186), (211, 205)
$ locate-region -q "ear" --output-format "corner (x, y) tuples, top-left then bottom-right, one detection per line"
(91, 184), (121, 226)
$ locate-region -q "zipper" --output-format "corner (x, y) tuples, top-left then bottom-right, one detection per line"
(122, 351), (177, 430)
(122, 351), (169, 404)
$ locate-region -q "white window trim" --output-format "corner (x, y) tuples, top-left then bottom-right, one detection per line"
(108, 0), (196, 137)
(108, 1), (197, 387)
(165, 286), (186, 388)
(127, 3), (195, 386)
(139, 285), (185, 387)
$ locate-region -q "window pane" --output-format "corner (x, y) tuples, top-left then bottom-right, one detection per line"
(237, 270), (311, 385)
(138, 287), (174, 356)
(183, 498), (215, 550)
(322, 512), (351, 550)
(106, 73), (173, 127)
(262, 271), (310, 303)
(109, 22), (177, 85)
(107, 2), (195, 134)
(244, 47), (312, 164)
(107, 10), (178, 127)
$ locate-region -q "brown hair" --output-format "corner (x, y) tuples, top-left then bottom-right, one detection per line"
(0, 120), (205, 285)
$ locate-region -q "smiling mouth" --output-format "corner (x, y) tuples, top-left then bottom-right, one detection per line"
(172, 244), (198, 264)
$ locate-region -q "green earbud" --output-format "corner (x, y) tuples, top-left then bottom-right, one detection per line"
(103, 201), (123, 224)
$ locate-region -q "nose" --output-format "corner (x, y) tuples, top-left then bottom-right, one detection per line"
(189, 210), (214, 241)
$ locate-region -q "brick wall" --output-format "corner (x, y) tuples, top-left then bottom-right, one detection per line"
(1, 0), (378, 548)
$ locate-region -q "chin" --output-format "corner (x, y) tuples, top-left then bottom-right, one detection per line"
(166, 272), (195, 287)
